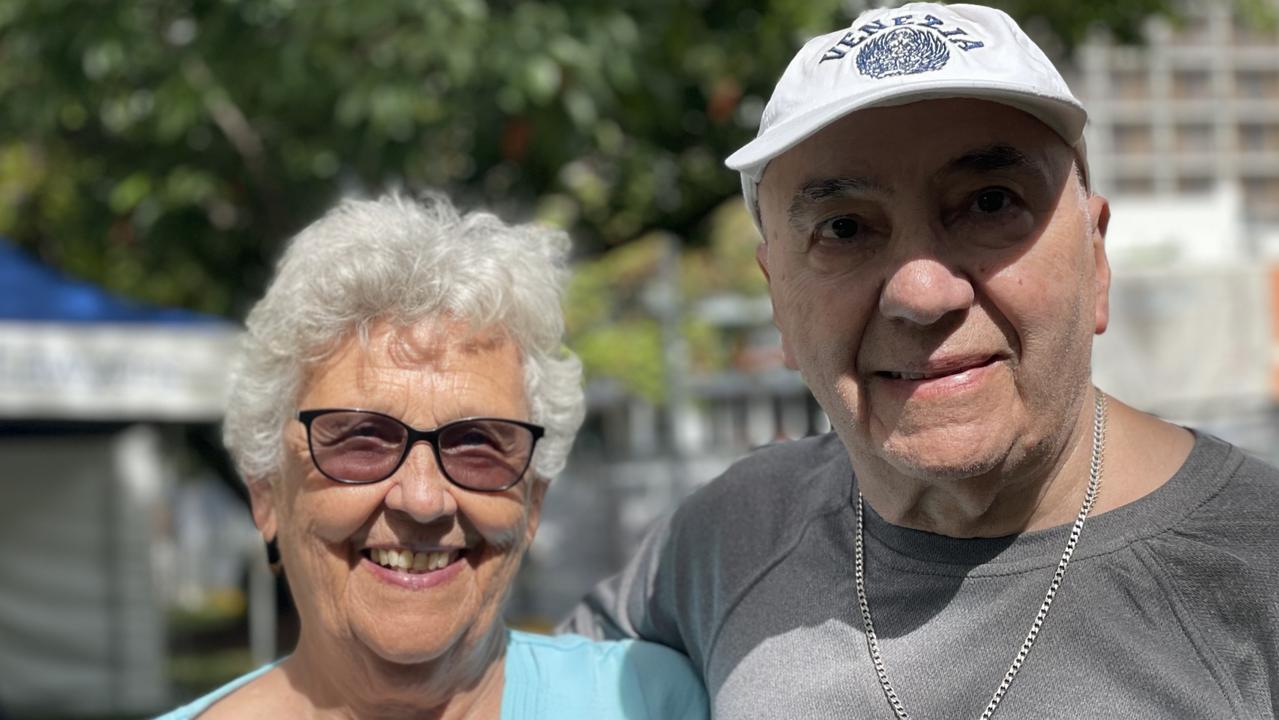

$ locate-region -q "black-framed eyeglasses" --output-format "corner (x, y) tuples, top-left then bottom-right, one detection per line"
(296, 409), (544, 492)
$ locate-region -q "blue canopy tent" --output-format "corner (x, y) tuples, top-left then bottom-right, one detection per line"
(0, 238), (247, 718)
(0, 240), (216, 324)
(0, 239), (239, 421)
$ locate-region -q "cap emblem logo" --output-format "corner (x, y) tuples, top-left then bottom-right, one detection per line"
(856, 27), (950, 79)
(821, 14), (984, 64)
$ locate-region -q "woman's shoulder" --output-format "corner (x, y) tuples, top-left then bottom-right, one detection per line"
(508, 628), (697, 671)
(505, 630), (708, 720)
(152, 661), (285, 720)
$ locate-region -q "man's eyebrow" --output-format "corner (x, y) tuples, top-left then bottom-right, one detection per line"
(786, 176), (885, 229)
(941, 144), (1038, 176)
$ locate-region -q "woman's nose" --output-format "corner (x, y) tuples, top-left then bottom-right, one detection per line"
(382, 444), (459, 523)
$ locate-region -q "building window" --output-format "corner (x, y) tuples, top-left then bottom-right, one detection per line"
(1176, 123), (1215, 152)
(1234, 17), (1279, 47)
(1177, 176), (1214, 193)
(1112, 70), (1149, 100)
(1243, 177), (1279, 216)
(1113, 124), (1153, 154)
(1173, 69), (1211, 99)
(1236, 71), (1279, 98)
(1114, 176), (1154, 195)
(1243, 177), (1279, 222)
(1169, 17), (1214, 45)
(1238, 124), (1274, 152)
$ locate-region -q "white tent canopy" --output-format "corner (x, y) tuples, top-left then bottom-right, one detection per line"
(0, 321), (238, 421)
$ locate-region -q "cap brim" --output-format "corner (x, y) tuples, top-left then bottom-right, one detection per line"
(725, 80), (1087, 182)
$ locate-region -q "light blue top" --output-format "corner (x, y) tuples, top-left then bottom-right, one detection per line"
(155, 630), (708, 719)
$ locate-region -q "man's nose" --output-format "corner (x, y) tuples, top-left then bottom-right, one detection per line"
(383, 444), (459, 523)
(878, 248), (976, 326)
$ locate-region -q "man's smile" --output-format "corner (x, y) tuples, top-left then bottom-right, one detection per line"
(871, 353), (1002, 381)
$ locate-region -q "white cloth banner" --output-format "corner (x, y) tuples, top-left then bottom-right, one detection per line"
(0, 321), (240, 421)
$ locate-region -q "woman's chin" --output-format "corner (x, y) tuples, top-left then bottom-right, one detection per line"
(360, 635), (456, 668)
(341, 574), (481, 666)
(352, 615), (501, 671)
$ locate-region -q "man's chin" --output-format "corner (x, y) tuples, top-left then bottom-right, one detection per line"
(892, 457), (1002, 483)
(877, 434), (1011, 483)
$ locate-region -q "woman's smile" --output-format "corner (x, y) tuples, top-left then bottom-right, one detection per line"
(359, 546), (468, 590)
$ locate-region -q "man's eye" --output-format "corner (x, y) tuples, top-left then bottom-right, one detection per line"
(815, 216), (860, 242)
(973, 188), (1014, 214)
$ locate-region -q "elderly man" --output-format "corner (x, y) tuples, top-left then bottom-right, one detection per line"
(564, 3), (1279, 718)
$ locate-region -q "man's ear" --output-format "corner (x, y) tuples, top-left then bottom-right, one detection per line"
(247, 476), (279, 542)
(755, 240), (771, 283)
(1088, 194), (1112, 335)
(756, 240), (801, 370)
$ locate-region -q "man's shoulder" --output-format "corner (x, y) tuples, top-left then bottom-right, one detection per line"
(1135, 432), (1279, 604)
(1184, 431), (1279, 522)
(691, 432), (848, 502)
(669, 433), (852, 541)
(1133, 433), (1279, 686)
(1225, 439), (1279, 492)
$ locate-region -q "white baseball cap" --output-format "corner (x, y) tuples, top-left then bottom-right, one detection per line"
(725, 2), (1089, 229)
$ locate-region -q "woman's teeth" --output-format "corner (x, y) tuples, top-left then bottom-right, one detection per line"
(368, 548), (454, 573)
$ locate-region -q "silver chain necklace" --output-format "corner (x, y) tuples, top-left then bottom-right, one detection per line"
(854, 391), (1108, 720)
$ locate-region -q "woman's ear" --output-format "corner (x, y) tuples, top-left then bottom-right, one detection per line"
(247, 476), (279, 542)
(523, 477), (549, 545)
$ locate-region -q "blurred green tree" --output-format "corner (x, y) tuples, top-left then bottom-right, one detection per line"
(0, 0), (840, 316)
(0, 0), (1212, 320)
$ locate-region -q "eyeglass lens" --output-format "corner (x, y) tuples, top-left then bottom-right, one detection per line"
(306, 411), (536, 490)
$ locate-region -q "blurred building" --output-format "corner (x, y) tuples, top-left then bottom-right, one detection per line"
(1067, 0), (1279, 246)
(1057, 0), (1279, 455)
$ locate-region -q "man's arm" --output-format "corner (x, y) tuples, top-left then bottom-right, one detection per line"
(557, 511), (688, 653)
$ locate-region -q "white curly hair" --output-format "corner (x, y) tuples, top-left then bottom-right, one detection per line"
(222, 192), (585, 486)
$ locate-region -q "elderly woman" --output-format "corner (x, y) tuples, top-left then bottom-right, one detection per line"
(159, 194), (707, 719)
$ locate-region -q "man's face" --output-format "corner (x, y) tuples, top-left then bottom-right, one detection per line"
(756, 99), (1110, 484)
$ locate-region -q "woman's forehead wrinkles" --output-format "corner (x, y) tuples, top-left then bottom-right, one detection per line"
(377, 323), (511, 370)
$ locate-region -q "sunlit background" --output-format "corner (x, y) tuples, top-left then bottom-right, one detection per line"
(2, 0), (1278, 717)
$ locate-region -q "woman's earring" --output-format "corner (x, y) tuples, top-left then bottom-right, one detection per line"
(265, 537), (282, 575)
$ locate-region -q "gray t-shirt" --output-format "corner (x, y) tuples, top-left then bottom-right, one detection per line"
(563, 431), (1279, 719)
